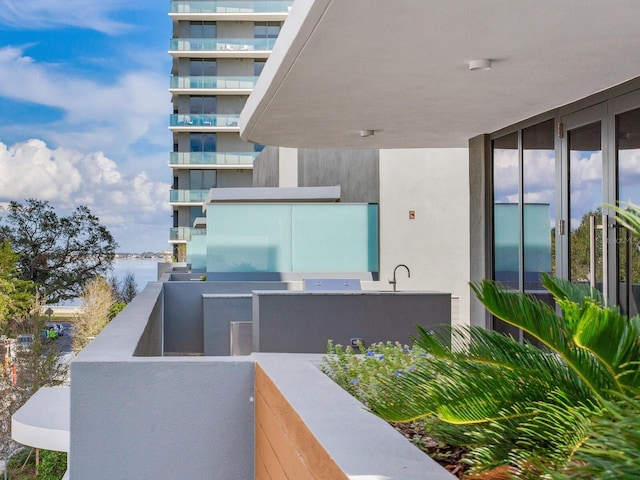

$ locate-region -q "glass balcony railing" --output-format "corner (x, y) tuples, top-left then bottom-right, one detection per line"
(170, 76), (258, 90)
(169, 190), (210, 203)
(169, 114), (240, 128)
(170, 1), (293, 14)
(170, 152), (258, 166)
(169, 38), (277, 52)
(169, 227), (206, 242)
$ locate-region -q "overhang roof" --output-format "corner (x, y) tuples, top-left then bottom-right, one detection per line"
(240, 0), (640, 149)
(12, 386), (70, 452)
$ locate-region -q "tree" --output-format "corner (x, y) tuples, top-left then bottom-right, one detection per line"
(1, 314), (68, 456)
(109, 272), (138, 304)
(0, 199), (117, 304)
(0, 240), (35, 334)
(73, 276), (116, 353)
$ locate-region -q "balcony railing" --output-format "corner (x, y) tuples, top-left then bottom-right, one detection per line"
(169, 114), (240, 128)
(170, 1), (293, 14)
(169, 227), (206, 242)
(169, 190), (210, 203)
(170, 152), (258, 166)
(170, 76), (258, 90)
(169, 38), (277, 52)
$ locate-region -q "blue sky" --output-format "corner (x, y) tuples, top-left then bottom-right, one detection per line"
(0, 1), (172, 252)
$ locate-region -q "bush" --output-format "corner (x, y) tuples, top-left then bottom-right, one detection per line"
(38, 450), (67, 480)
(6, 448), (66, 480)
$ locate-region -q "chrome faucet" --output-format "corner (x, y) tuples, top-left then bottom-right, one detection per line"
(389, 264), (410, 292)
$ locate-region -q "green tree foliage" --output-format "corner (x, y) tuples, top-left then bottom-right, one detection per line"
(0, 240), (34, 333)
(0, 199), (117, 304)
(367, 275), (640, 477)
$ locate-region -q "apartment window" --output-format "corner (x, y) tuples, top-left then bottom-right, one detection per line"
(189, 206), (202, 225)
(190, 21), (216, 38)
(190, 133), (217, 152)
(173, 211), (179, 228)
(254, 22), (280, 39)
(492, 120), (555, 292)
(173, 176), (179, 189)
(190, 170), (217, 189)
(190, 59), (217, 76)
(493, 132), (519, 290)
(254, 60), (266, 76)
(190, 96), (216, 114)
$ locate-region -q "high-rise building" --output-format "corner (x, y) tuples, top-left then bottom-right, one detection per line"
(168, 1), (291, 257)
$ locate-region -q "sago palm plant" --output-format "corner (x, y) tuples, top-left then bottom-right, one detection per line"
(368, 275), (640, 477)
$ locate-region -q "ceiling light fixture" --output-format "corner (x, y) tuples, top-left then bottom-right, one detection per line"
(360, 130), (375, 137)
(469, 59), (492, 71)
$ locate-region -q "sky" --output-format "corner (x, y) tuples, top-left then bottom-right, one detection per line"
(0, 1), (172, 252)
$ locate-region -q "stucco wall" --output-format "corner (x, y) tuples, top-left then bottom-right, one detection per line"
(378, 148), (471, 327)
(252, 290), (451, 353)
(70, 283), (255, 480)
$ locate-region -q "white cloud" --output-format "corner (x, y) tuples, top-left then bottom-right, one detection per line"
(0, 138), (171, 251)
(0, 46), (170, 162)
(0, 0), (136, 34)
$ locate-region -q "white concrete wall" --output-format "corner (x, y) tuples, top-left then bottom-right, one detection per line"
(378, 148), (470, 327)
(278, 147), (298, 187)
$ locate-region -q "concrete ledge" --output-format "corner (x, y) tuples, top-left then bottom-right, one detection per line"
(204, 185), (340, 204)
(253, 353), (454, 479)
(12, 387), (70, 452)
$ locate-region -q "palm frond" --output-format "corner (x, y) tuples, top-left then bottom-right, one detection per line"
(549, 391), (640, 479)
(608, 202), (640, 236)
(514, 390), (599, 472)
(573, 303), (640, 390)
(471, 280), (619, 395)
(542, 273), (604, 309)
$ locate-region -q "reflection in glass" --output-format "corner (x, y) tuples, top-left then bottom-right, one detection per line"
(523, 119), (555, 290)
(617, 108), (640, 315)
(569, 121), (602, 287)
(493, 132), (519, 289)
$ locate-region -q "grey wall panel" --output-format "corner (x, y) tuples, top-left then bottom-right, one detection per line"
(253, 146), (279, 187)
(203, 294), (252, 355)
(164, 281), (290, 354)
(298, 149), (380, 203)
(253, 291), (451, 353)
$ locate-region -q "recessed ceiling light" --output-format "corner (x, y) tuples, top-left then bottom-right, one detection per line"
(469, 59), (492, 71)
(360, 130), (375, 137)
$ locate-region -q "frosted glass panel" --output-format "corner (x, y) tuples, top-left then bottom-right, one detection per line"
(187, 234), (207, 271)
(206, 203), (378, 273)
(207, 204), (292, 272)
(292, 204), (376, 271)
